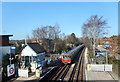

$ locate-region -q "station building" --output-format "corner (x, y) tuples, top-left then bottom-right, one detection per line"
(17, 43), (46, 72)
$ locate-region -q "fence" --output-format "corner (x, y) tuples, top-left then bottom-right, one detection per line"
(18, 68), (28, 77)
(87, 64), (112, 72)
(105, 64), (112, 71)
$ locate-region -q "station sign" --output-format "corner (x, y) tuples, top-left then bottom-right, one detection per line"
(88, 64), (91, 71)
(7, 64), (15, 77)
(36, 69), (40, 77)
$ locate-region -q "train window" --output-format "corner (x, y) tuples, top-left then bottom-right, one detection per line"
(63, 55), (68, 59)
(68, 56), (70, 58)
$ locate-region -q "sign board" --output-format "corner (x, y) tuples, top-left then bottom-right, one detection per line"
(88, 64), (91, 71)
(7, 64), (15, 77)
(18, 69), (28, 77)
(36, 69), (40, 77)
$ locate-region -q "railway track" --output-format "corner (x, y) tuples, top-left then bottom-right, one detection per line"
(55, 65), (70, 81)
(69, 47), (85, 82)
(78, 48), (85, 81)
(39, 47), (86, 82)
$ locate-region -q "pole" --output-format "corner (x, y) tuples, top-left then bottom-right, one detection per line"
(10, 53), (11, 65)
(106, 51), (108, 64)
(9, 46), (11, 65)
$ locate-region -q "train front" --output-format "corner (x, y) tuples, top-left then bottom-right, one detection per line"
(61, 54), (71, 64)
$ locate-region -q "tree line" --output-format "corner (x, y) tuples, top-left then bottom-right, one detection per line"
(27, 15), (109, 55)
(27, 24), (82, 54)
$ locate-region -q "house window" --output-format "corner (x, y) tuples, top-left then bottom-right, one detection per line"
(21, 56), (25, 62)
(33, 56), (37, 63)
(30, 56), (32, 62)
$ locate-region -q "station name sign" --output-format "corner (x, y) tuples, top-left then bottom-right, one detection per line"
(7, 64), (15, 77)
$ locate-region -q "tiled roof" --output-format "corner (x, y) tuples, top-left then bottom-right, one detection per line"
(17, 43), (46, 54)
(27, 43), (46, 54)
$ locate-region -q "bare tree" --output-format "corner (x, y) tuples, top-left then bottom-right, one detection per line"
(26, 34), (33, 43)
(53, 23), (61, 52)
(32, 24), (61, 53)
(82, 15), (109, 56)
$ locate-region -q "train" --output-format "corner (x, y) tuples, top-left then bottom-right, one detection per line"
(61, 44), (84, 64)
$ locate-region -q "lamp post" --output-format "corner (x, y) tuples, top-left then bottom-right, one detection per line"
(9, 46), (13, 65)
(106, 51), (108, 64)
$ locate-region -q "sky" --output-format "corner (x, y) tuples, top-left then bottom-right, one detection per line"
(2, 2), (118, 40)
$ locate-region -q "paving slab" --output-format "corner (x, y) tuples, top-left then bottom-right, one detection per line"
(13, 75), (37, 82)
(87, 71), (114, 80)
(84, 48), (118, 81)
(108, 71), (119, 80)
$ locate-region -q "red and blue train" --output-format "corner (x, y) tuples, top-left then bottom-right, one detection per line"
(61, 44), (84, 64)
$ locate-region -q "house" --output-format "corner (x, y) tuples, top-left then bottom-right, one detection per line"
(17, 43), (46, 72)
(98, 36), (119, 54)
(32, 40), (43, 45)
(0, 35), (15, 57)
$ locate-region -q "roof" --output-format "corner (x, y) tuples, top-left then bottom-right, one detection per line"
(17, 44), (27, 54)
(17, 43), (46, 54)
(27, 43), (46, 54)
(0, 35), (13, 37)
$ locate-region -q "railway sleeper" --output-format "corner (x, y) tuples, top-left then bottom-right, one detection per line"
(56, 65), (69, 81)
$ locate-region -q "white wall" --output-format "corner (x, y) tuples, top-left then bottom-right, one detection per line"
(21, 46), (36, 56)
(20, 46), (46, 68)
(18, 68), (28, 77)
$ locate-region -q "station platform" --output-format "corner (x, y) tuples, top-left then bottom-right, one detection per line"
(85, 48), (119, 82)
(87, 71), (115, 80)
(9, 67), (54, 82)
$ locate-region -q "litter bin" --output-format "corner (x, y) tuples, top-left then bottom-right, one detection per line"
(36, 66), (42, 77)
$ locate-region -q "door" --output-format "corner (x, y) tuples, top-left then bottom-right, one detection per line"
(25, 56), (30, 67)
